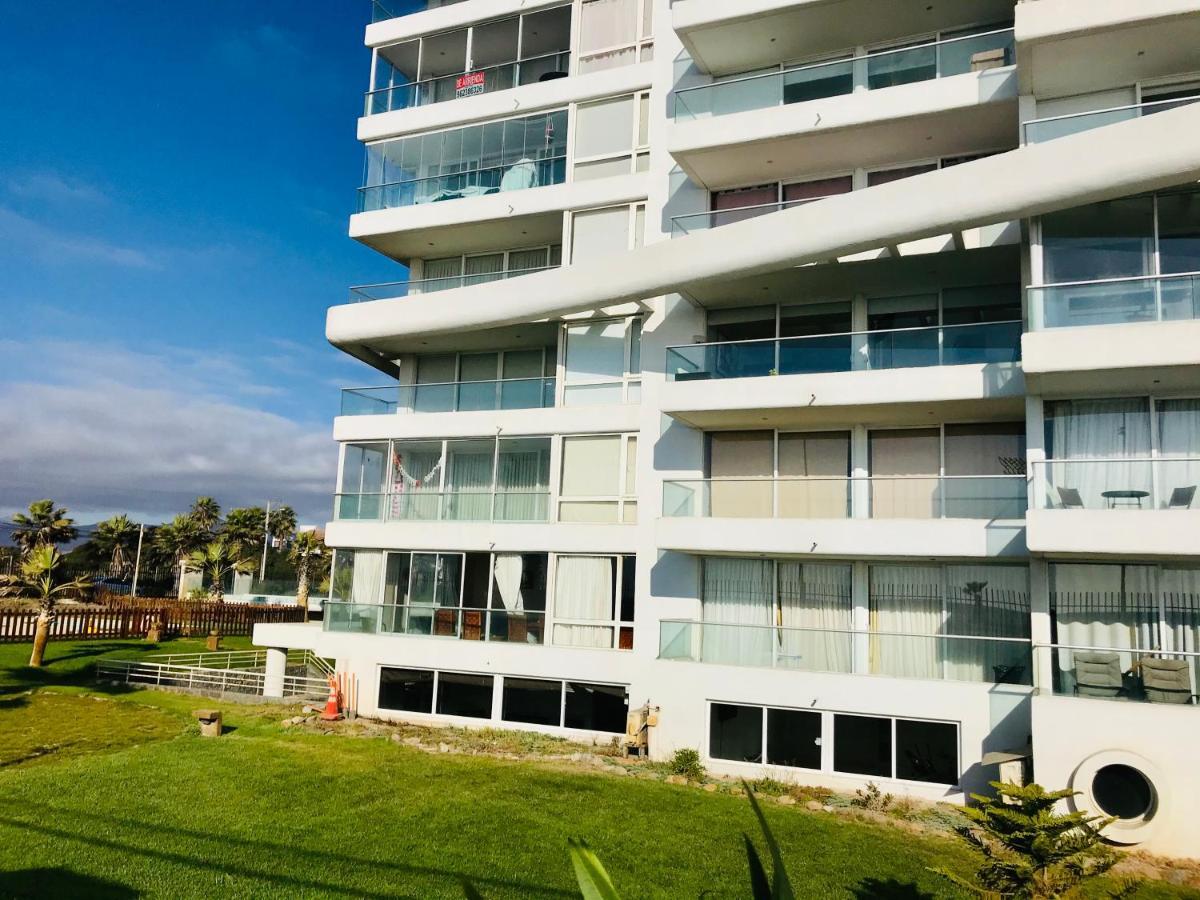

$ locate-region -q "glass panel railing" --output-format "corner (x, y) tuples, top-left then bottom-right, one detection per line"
(367, 52), (571, 114)
(665, 321), (1021, 380)
(1023, 94), (1200, 144)
(359, 156), (567, 212)
(1038, 644), (1199, 706)
(340, 378), (556, 416)
(669, 196), (840, 237)
(1028, 273), (1200, 330)
(662, 476), (1026, 520)
(334, 490), (551, 522)
(325, 601), (547, 644)
(673, 28), (1014, 121)
(1033, 458), (1200, 511)
(371, 0), (470, 23)
(349, 266), (556, 302)
(658, 620), (1031, 684)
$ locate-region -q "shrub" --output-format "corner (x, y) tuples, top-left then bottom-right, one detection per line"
(851, 782), (894, 812)
(668, 748), (705, 782)
(748, 777), (790, 797)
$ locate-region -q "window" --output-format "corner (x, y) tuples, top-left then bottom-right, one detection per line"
(379, 667), (435, 713)
(709, 703), (763, 763)
(436, 672), (494, 719)
(564, 682), (629, 732)
(573, 92), (651, 180)
(570, 205), (647, 262)
(338, 442), (388, 519)
(578, 0), (652, 73)
(412, 348), (555, 413)
(413, 245), (562, 292)
(766, 709), (822, 769)
(562, 317), (642, 404)
(895, 719), (959, 784)
(833, 714), (892, 777)
(501, 677), (561, 726)
(551, 554), (636, 649)
(559, 435), (638, 521)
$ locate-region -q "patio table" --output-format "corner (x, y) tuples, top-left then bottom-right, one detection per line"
(1101, 489), (1150, 508)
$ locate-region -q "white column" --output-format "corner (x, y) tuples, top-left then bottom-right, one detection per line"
(263, 647), (288, 699)
(1026, 395), (1046, 511)
(851, 424), (870, 519)
(852, 561), (870, 675)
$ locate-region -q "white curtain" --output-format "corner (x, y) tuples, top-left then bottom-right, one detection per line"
(553, 556), (614, 648)
(1157, 399), (1200, 508)
(493, 554), (524, 612)
(1045, 399), (1152, 508)
(391, 446), (444, 520)
(943, 565), (1030, 682)
(777, 563), (852, 673)
(351, 551), (384, 605)
(869, 565), (943, 679)
(701, 558), (773, 666)
(419, 256), (464, 292)
(1160, 567), (1200, 696)
(579, 0), (636, 53)
(446, 449), (495, 520)
(496, 448), (550, 521)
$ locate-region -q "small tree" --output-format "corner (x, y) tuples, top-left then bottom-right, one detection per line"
(287, 530), (324, 622)
(0, 545), (93, 666)
(10, 499), (78, 557)
(931, 781), (1130, 900)
(187, 537), (256, 603)
(155, 514), (208, 596)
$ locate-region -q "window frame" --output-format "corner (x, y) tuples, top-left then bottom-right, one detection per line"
(558, 314), (644, 404)
(549, 553), (637, 650)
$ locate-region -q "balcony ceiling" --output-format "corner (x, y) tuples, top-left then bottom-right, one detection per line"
(355, 209), (563, 264)
(675, 0), (1015, 77)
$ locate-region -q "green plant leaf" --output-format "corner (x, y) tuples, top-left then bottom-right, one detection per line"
(568, 837), (622, 900)
(743, 834), (772, 900)
(743, 781), (796, 900)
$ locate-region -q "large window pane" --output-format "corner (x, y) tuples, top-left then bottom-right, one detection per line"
(1042, 197), (1154, 283)
(565, 321), (626, 383)
(576, 95), (634, 158)
(490, 553), (548, 643)
(895, 719), (959, 784)
(1044, 399), (1152, 459)
(553, 555), (616, 647)
(436, 672), (494, 718)
(708, 431), (773, 517)
(870, 429), (940, 519)
(571, 208), (630, 263)
(766, 708), (822, 769)
(561, 435), (621, 496)
(496, 437), (550, 520)
(1157, 188), (1200, 275)
(502, 677), (561, 726)
(944, 423), (1025, 475)
(379, 667), (434, 713)
(445, 439), (495, 519)
(580, 0), (637, 54)
(709, 703), (763, 762)
(564, 682), (628, 732)
(833, 714), (891, 777)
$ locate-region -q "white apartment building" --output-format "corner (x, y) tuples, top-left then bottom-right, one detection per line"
(254, 0), (1200, 858)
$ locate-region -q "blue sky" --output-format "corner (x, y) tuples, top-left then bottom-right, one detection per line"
(0, 2), (402, 524)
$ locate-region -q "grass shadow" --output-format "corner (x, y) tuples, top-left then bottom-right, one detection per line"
(851, 877), (936, 899)
(0, 867), (141, 899)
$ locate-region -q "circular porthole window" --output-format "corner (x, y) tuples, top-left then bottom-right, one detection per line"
(1091, 764), (1156, 821)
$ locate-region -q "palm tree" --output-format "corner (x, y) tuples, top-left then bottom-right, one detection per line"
(222, 506), (266, 557)
(188, 497), (221, 535)
(287, 530), (325, 622)
(268, 505), (297, 547)
(187, 537), (256, 603)
(154, 514), (208, 596)
(10, 500), (78, 557)
(93, 514), (138, 577)
(0, 545), (93, 666)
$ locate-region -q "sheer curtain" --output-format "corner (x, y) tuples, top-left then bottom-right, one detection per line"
(943, 565), (1030, 682)
(701, 558), (773, 666)
(553, 556), (614, 648)
(777, 563), (852, 673)
(391, 444), (444, 520)
(492, 554), (524, 611)
(1045, 399), (1152, 508)
(420, 257), (464, 293)
(579, 0), (636, 70)
(445, 447), (495, 520)
(496, 445), (550, 521)
(351, 551), (384, 605)
(1157, 399), (1200, 508)
(869, 565), (943, 679)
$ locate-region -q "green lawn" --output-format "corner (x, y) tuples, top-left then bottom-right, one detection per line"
(0, 639), (1195, 900)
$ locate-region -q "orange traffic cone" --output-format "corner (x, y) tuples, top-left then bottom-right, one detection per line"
(320, 675), (343, 721)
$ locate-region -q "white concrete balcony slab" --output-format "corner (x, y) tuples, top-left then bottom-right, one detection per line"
(350, 171), (648, 263)
(669, 37), (1017, 189)
(672, 0), (1013, 76)
(1016, 0), (1200, 99)
(366, 0), (565, 47)
(326, 519), (638, 555)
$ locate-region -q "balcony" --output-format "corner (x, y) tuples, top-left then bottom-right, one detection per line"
(326, 601), (547, 645)
(1024, 95), (1200, 144)
(341, 377), (556, 416)
(349, 266), (557, 302)
(358, 156), (566, 212)
(673, 28), (1014, 122)
(663, 475), (1027, 521)
(372, 0), (469, 24)
(659, 619), (1032, 685)
(1036, 644), (1199, 709)
(1028, 459), (1200, 556)
(670, 197), (829, 238)
(366, 52), (571, 116)
(1028, 272), (1200, 331)
(335, 490), (550, 523)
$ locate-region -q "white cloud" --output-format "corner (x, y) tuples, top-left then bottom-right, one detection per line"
(7, 170), (109, 205)
(0, 205), (157, 270)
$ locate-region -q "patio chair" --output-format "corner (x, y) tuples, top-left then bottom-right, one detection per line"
(1072, 651), (1124, 698)
(507, 613), (528, 644)
(1056, 487), (1085, 509)
(1168, 485), (1196, 509)
(433, 608), (456, 636)
(1140, 657), (1197, 704)
(462, 609), (483, 642)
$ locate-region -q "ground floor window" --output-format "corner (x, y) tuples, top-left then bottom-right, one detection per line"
(378, 667), (434, 713)
(436, 672), (494, 719)
(708, 701), (959, 786)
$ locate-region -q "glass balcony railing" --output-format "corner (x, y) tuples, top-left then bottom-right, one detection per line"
(358, 156), (567, 212)
(1033, 458), (1200, 511)
(340, 377), (556, 415)
(1023, 94), (1200, 144)
(1038, 644), (1199, 707)
(334, 490), (551, 522)
(669, 196), (839, 237)
(348, 266), (556, 302)
(663, 475), (1027, 520)
(325, 601), (546, 644)
(367, 52), (571, 115)
(673, 27), (1014, 121)
(665, 321), (1021, 380)
(371, 0), (469, 23)
(1028, 272), (1200, 330)
(659, 620), (1032, 685)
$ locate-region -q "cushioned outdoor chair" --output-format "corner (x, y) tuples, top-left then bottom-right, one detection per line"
(1168, 485), (1196, 509)
(1073, 651), (1124, 698)
(1140, 657), (1197, 704)
(1057, 487), (1085, 509)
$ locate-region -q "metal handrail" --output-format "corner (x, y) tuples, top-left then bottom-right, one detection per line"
(661, 618), (1032, 644)
(359, 154), (567, 197)
(366, 50), (571, 108)
(1034, 642), (1200, 658)
(342, 375), (552, 392)
(674, 26), (1014, 106)
(1027, 270), (1200, 291)
(1023, 93), (1200, 129)
(348, 265), (556, 301)
(1032, 456), (1200, 464)
(664, 474), (1026, 482)
(666, 319), (1022, 352)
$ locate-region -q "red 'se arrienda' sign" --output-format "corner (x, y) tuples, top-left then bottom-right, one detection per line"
(455, 71), (486, 97)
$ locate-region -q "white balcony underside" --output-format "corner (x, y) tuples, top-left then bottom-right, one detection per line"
(325, 520), (638, 555)
(656, 517), (1028, 559)
(1027, 509), (1200, 559)
(328, 105), (1200, 350)
(669, 68), (1018, 190)
(672, 0), (1013, 76)
(364, 0), (565, 47)
(333, 402), (640, 442)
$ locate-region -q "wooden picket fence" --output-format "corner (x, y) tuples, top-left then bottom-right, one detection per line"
(0, 599), (306, 644)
